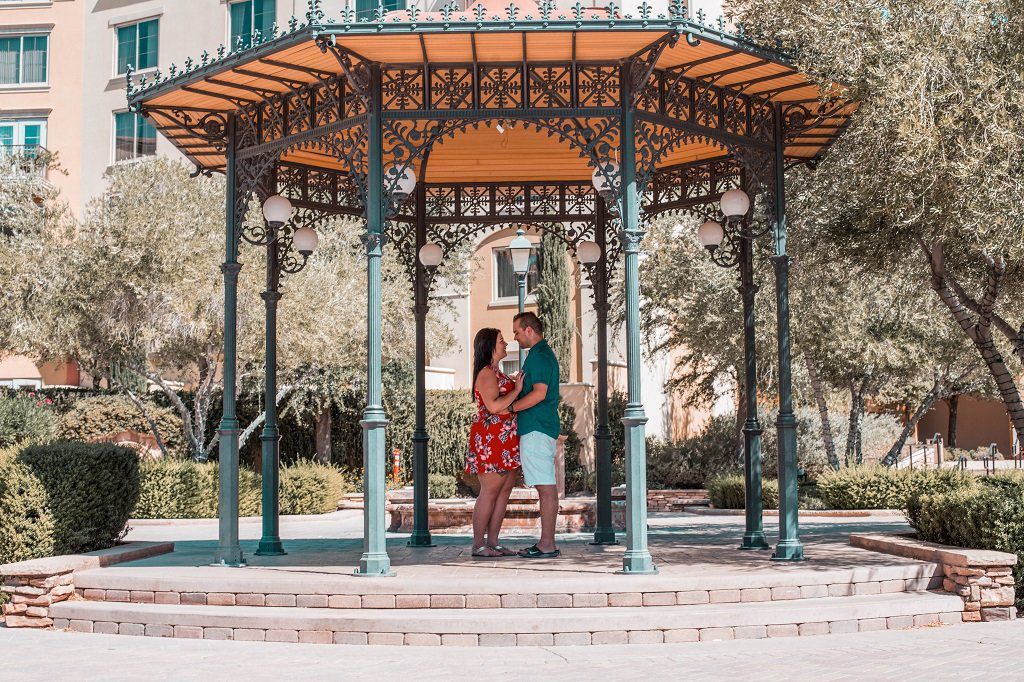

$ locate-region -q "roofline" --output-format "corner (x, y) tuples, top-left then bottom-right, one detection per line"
(127, 14), (795, 109)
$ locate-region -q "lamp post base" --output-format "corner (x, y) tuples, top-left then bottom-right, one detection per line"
(589, 528), (619, 545)
(211, 551), (246, 568)
(407, 531), (435, 548)
(739, 532), (771, 551)
(771, 540), (806, 562)
(255, 538), (286, 556)
(619, 550), (657, 574)
(354, 552), (396, 577)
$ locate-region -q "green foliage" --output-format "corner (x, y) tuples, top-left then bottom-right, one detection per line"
(908, 472), (1024, 608)
(559, 402), (588, 494)
(0, 395), (58, 447)
(707, 473), (779, 510)
(280, 460), (350, 515)
(133, 457), (346, 519)
(817, 466), (974, 510)
(59, 395), (184, 455)
(0, 442), (139, 562)
(536, 230), (573, 382)
(428, 473), (458, 499)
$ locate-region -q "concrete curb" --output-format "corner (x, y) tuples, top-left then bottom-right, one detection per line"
(0, 542), (175, 578)
(684, 507), (904, 518)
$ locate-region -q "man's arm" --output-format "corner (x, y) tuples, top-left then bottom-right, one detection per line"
(512, 382), (547, 413)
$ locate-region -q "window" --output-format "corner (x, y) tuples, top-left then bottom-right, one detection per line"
(116, 19), (158, 75)
(229, 0), (275, 49)
(0, 118), (46, 154)
(494, 246), (541, 301)
(0, 35), (48, 85)
(355, 0), (405, 18)
(113, 112), (156, 162)
(499, 347), (521, 376)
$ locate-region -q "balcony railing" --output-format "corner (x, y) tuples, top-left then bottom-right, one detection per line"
(1, 145), (51, 180)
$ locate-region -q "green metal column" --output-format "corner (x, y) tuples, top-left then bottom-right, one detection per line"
(409, 182), (433, 547)
(517, 273), (526, 314)
(356, 62), (394, 576)
(619, 61), (655, 574)
(256, 235), (285, 556)
(591, 199), (617, 545)
(771, 103), (804, 561)
(214, 114), (244, 567)
(738, 228), (769, 551)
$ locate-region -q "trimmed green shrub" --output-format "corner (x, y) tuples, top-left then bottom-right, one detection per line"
(59, 395), (184, 455)
(560, 402), (588, 495)
(280, 461), (349, 514)
(908, 473), (1024, 608)
(133, 458), (347, 519)
(817, 466), (974, 510)
(428, 473), (457, 499)
(707, 473), (779, 509)
(0, 442), (140, 562)
(0, 395), (58, 447)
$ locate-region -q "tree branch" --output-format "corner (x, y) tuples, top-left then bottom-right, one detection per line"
(121, 387), (170, 459)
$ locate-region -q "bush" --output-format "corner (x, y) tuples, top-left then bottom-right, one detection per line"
(133, 458), (347, 519)
(428, 473), (457, 499)
(560, 403), (588, 495)
(817, 466), (974, 510)
(59, 395), (184, 455)
(707, 473), (779, 509)
(908, 473), (1024, 608)
(0, 395), (58, 447)
(0, 442), (140, 563)
(280, 460), (349, 514)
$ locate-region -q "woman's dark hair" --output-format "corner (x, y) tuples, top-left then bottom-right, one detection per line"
(472, 327), (502, 390)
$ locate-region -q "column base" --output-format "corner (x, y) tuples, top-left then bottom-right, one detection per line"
(407, 530), (435, 548)
(589, 527), (619, 545)
(739, 532), (771, 550)
(771, 540), (806, 562)
(354, 553), (396, 577)
(619, 550), (657, 574)
(212, 549), (246, 567)
(255, 538), (286, 556)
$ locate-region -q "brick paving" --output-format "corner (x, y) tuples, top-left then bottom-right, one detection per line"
(1, 620), (1021, 680)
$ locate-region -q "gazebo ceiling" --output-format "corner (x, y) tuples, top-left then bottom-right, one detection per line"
(131, 2), (855, 185)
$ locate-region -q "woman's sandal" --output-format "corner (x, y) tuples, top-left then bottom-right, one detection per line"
(471, 545), (502, 558)
(489, 544), (518, 557)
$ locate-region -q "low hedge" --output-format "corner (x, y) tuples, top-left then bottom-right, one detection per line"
(428, 473), (457, 499)
(908, 473), (1024, 608)
(816, 466), (974, 510)
(133, 458), (348, 519)
(0, 396), (58, 448)
(0, 442), (139, 564)
(59, 395), (184, 455)
(707, 473), (779, 509)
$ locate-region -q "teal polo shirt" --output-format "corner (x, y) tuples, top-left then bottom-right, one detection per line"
(517, 339), (561, 439)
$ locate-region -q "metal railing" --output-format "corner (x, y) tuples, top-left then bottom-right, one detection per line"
(1, 145), (50, 180)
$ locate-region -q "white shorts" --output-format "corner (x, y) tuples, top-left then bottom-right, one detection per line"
(519, 431), (557, 487)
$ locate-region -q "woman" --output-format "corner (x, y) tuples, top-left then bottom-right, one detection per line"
(466, 327), (523, 558)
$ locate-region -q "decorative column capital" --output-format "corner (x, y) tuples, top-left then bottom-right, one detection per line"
(220, 262), (242, 277)
(619, 226), (646, 253)
(361, 232), (387, 254)
(260, 290), (282, 303)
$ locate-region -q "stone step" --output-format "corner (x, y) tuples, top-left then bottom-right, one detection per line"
(50, 591), (965, 645)
(73, 562), (943, 609)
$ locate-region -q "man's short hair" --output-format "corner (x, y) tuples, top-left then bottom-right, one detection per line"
(514, 311), (544, 335)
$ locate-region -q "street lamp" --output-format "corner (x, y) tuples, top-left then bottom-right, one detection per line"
(697, 187), (771, 553)
(386, 163), (417, 216)
(418, 242), (443, 269)
(509, 228), (533, 314)
(252, 193), (319, 557)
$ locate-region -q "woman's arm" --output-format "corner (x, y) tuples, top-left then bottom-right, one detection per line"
(475, 368), (521, 414)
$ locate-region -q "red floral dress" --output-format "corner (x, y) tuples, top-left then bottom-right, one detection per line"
(466, 366), (521, 474)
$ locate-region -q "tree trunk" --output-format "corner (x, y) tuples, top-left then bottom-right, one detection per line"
(121, 388), (170, 459)
(845, 378), (867, 467)
(882, 379), (943, 466)
(946, 394), (959, 448)
(804, 351), (839, 470)
(315, 408), (332, 464)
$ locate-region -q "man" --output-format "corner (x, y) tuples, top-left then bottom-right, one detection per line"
(508, 311), (561, 558)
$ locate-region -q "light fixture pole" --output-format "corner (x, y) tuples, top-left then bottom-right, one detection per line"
(252, 194), (320, 557)
(509, 228), (533, 315)
(697, 187), (771, 552)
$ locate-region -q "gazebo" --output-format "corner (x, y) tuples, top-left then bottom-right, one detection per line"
(126, 0), (853, 576)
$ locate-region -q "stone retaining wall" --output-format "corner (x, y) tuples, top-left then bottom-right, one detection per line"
(0, 542), (174, 628)
(850, 533), (1017, 622)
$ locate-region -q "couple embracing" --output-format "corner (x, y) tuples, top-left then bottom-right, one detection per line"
(466, 312), (560, 559)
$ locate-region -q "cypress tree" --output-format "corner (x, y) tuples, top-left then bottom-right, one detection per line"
(536, 229), (573, 382)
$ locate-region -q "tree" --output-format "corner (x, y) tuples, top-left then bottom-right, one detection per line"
(733, 0), (1024, 450)
(536, 229), (573, 381)
(10, 158), (452, 460)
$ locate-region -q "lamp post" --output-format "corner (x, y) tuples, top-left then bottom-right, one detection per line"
(509, 228), (533, 314)
(697, 187), (771, 552)
(576, 235), (617, 545)
(253, 194), (320, 556)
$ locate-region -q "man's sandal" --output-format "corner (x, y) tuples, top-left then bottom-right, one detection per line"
(517, 544), (561, 559)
